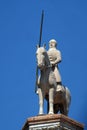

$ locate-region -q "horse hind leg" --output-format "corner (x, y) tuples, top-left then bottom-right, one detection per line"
(60, 105), (68, 116)
(54, 104), (59, 114)
(48, 88), (54, 114)
(64, 106), (69, 116)
(38, 88), (44, 115)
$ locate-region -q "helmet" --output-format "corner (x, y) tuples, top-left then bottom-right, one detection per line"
(49, 39), (57, 47)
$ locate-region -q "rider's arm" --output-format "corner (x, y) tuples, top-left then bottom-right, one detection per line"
(54, 50), (62, 64)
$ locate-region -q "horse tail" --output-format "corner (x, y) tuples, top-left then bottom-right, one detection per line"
(65, 87), (71, 107)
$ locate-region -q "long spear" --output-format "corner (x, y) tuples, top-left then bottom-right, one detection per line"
(35, 10), (44, 93)
(38, 10), (44, 47)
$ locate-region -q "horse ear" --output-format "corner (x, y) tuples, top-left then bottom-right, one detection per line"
(43, 43), (46, 48)
(36, 44), (39, 48)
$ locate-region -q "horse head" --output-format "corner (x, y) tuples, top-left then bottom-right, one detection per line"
(36, 46), (49, 70)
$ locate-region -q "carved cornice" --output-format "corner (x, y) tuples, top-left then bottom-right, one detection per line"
(22, 114), (84, 130)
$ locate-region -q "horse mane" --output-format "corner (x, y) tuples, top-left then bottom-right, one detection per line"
(44, 50), (50, 66)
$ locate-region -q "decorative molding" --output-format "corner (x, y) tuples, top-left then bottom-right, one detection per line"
(22, 114), (84, 130)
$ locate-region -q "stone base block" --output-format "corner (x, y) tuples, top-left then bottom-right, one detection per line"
(22, 114), (84, 130)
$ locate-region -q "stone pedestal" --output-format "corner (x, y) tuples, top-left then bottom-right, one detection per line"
(22, 114), (84, 130)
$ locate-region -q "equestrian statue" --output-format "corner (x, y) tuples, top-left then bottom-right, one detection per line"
(36, 39), (71, 115)
(35, 11), (71, 116)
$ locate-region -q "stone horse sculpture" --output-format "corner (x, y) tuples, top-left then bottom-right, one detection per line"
(36, 46), (71, 115)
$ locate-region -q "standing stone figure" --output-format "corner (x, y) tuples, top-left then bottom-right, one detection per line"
(47, 39), (62, 85)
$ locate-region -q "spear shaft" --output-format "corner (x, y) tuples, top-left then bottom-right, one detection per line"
(35, 10), (44, 93)
(39, 10), (44, 47)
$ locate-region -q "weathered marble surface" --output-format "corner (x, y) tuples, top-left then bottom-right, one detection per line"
(36, 44), (71, 115)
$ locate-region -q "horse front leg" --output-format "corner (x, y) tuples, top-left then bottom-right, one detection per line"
(49, 87), (54, 114)
(38, 88), (44, 115)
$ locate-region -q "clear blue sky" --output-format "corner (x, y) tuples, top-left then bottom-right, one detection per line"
(0, 0), (87, 130)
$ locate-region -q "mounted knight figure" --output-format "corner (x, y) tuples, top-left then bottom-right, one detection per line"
(36, 39), (71, 116)
(47, 39), (64, 92)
